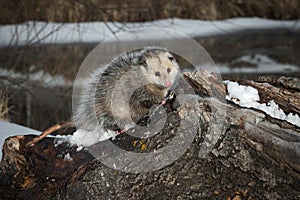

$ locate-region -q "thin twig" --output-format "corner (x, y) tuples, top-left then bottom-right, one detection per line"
(26, 120), (74, 147)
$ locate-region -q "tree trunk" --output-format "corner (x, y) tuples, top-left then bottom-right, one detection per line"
(1, 71), (299, 200)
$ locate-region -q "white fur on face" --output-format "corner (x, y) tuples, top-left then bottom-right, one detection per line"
(141, 52), (179, 87)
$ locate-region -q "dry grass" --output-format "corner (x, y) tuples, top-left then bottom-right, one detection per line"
(0, 0), (299, 25)
(0, 44), (93, 81)
(0, 89), (10, 122)
(214, 0), (300, 20)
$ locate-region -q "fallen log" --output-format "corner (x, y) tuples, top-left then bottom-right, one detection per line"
(1, 71), (299, 199)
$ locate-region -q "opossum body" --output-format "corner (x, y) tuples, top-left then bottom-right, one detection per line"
(74, 47), (180, 132)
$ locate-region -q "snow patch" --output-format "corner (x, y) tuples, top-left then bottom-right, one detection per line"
(63, 152), (72, 161)
(0, 68), (72, 87)
(216, 54), (300, 74)
(55, 128), (117, 149)
(0, 122), (116, 159)
(224, 80), (300, 127)
(1, 18), (299, 47)
(224, 81), (259, 106)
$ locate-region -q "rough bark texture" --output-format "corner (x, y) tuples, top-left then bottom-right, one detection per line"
(0, 71), (299, 199)
(56, 99), (300, 200)
(0, 134), (94, 199)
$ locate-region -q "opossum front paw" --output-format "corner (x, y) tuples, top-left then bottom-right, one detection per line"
(161, 90), (176, 105)
(160, 99), (167, 105)
(115, 129), (125, 135)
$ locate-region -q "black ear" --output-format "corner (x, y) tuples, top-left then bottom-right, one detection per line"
(138, 58), (147, 67)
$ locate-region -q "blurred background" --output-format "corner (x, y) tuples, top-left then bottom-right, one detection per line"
(0, 0), (299, 130)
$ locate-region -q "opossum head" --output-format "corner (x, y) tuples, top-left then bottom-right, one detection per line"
(139, 48), (180, 88)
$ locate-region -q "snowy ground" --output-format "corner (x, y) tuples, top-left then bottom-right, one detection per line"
(0, 68), (73, 88)
(217, 54), (300, 74)
(0, 18), (299, 47)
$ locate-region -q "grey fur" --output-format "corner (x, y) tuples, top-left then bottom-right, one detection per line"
(73, 47), (179, 132)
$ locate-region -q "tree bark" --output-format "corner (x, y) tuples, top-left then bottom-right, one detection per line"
(1, 71), (299, 199)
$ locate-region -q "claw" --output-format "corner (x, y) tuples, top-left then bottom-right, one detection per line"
(161, 90), (175, 105)
(116, 129), (125, 135)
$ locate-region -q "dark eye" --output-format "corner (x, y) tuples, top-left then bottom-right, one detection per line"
(168, 56), (174, 61)
(167, 68), (171, 73)
(155, 72), (160, 77)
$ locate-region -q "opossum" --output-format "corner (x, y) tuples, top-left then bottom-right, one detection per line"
(26, 47), (179, 146)
(74, 47), (179, 132)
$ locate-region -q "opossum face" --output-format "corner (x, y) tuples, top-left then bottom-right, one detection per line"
(141, 51), (179, 88)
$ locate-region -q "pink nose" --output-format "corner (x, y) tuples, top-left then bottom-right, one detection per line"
(165, 80), (171, 87)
